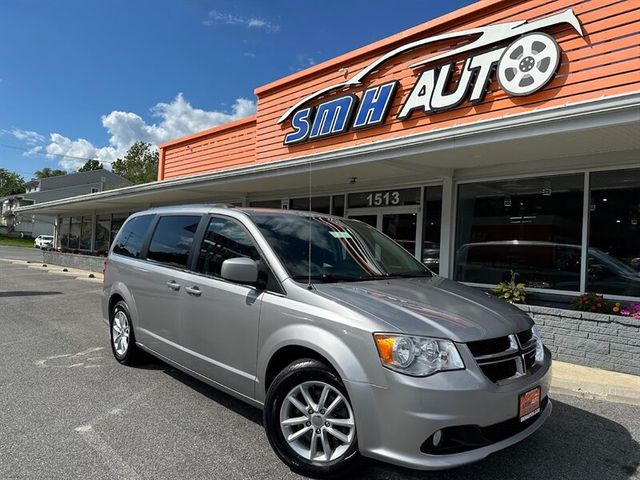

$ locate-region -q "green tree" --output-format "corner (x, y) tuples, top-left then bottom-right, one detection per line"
(112, 141), (158, 184)
(0, 168), (25, 196)
(34, 167), (67, 179)
(78, 159), (103, 172)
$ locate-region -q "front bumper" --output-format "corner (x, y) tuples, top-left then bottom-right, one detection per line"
(345, 349), (552, 470)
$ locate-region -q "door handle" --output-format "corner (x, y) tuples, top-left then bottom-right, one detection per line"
(185, 286), (202, 297)
(166, 280), (181, 291)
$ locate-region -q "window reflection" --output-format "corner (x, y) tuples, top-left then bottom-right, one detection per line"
(455, 174), (584, 290)
(588, 168), (640, 296)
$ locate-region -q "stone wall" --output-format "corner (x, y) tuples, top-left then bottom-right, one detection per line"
(518, 304), (640, 376)
(43, 251), (105, 273)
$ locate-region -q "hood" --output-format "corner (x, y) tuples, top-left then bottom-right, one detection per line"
(312, 276), (532, 343)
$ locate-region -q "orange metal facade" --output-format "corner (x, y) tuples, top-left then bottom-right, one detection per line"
(159, 0), (640, 181)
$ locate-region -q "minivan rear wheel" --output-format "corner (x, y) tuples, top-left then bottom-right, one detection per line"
(264, 359), (360, 478)
(110, 300), (140, 365)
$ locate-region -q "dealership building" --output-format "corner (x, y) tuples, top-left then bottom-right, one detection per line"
(18, 0), (640, 309)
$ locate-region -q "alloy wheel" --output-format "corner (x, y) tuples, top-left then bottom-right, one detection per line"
(112, 310), (130, 356)
(279, 381), (356, 463)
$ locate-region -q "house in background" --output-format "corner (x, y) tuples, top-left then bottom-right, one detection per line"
(8, 169), (131, 238)
(0, 195), (34, 234)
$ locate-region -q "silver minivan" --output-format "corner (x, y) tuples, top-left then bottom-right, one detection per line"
(103, 205), (551, 477)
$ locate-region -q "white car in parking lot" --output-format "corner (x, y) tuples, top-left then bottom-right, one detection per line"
(34, 235), (54, 249)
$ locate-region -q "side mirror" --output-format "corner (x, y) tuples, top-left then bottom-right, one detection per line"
(221, 257), (259, 285)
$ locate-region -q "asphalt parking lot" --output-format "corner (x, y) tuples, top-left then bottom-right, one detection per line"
(1, 245), (639, 480)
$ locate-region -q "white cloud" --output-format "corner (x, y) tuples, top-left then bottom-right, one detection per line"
(43, 94), (256, 171)
(8, 128), (45, 145)
(293, 54), (317, 71)
(203, 10), (280, 32)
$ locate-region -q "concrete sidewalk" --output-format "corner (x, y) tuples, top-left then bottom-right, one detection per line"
(550, 361), (640, 406)
(0, 258), (103, 283)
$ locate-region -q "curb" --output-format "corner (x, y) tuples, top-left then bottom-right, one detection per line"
(550, 361), (640, 406)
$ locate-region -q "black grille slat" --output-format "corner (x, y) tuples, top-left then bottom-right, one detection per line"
(478, 359), (518, 383)
(467, 328), (537, 383)
(466, 336), (511, 357)
(517, 329), (534, 347)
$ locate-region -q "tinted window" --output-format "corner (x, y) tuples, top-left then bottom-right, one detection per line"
(147, 215), (201, 268)
(112, 214), (154, 259)
(196, 217), (260, 277)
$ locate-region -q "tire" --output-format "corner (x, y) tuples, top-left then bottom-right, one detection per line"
(109, 300), (140, 365)
(264, 359), (360, 478)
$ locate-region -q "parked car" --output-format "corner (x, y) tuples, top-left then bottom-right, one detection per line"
(455, 241), (640, 296)
(103, 205), (551, 477)
(34, 235), (54, 249)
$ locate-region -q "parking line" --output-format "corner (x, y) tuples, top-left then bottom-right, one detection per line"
(74, 425), (142, 480)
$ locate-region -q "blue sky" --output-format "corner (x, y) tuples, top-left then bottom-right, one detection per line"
(0, 0), (473, 179)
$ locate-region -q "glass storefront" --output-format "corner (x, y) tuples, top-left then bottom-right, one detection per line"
(80, 216), (92, 250)
(422, 186), (442, 274)
(51, 168), (639, 301)
(455, 174), (584, 290)
(95, 214), (111, 253)
(289, 196), (331, 214)
(69, 217), (81, 249)
(588, 168), (640, 297)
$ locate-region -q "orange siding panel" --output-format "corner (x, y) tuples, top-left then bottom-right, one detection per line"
(160, 0), (640, 180)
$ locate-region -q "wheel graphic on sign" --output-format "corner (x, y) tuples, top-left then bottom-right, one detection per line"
(497, 32), (561, 96)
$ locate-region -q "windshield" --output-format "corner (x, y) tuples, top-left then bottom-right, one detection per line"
(251, 213), (430, 282)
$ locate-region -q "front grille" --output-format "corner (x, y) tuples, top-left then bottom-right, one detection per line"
(467, 328), (538, 383)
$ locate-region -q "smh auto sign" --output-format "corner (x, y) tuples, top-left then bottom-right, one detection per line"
(280, 9), (583, 146)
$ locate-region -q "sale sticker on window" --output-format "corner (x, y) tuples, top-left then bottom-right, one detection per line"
(330, 231), (352, 239)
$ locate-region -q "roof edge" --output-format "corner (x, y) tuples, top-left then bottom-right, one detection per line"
(159, 115), (257, 149)
(254, 0), (513, 96)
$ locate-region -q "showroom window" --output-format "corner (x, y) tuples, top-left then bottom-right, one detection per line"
(289, 196), (331, 214)
(422, 186), (442, 274)
(455, 174), (584, 291)
(95, 214), (111, 253)
(59, 217), (70, 248)
(249, 200), (282, 209)
(69, 217), (81, 249)
(79, 216), (93, 250)
(588, 168), (640, 297)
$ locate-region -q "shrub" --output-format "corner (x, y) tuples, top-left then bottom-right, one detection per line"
(493, 271), (526, 304)
(572, 293), (612, 314)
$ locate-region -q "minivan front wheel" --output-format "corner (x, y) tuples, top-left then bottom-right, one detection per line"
(264, 359), (360, 478)
(110, 300), (140, 365)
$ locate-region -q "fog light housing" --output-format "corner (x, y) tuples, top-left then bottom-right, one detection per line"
(432, 429), (443, 447)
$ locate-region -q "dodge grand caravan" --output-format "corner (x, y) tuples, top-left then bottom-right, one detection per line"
(103, 205), (551, 477)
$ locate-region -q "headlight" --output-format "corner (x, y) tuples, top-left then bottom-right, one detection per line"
(531, 325), (545, 363)
(374, 333), (464, 376)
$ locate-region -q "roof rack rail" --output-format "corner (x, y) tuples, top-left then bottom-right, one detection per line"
(209, 203), (236, 208)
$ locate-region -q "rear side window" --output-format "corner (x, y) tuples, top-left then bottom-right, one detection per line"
(112, 215), (153, 258)
(147, 215), (201, 268)
(196, 216), (260, 277)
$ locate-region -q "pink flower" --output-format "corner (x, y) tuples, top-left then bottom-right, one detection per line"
(621, 309), (631, 316)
